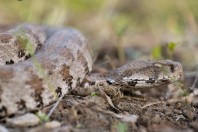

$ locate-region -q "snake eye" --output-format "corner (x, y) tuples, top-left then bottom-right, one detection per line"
(169, 64), (175, 73)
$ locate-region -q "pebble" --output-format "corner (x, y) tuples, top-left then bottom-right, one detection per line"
(0, 125), (9, 132)
(183, 109), (195, 121)
(6, 113), (40, 127)
(44, 120), (61, 129)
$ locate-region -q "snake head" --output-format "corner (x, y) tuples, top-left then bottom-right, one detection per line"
(112, 60), (183, 89)
(153, 60), (183, 83)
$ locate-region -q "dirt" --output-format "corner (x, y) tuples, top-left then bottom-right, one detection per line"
(0, 47), (196, 132)
(7, 87), (196, 132)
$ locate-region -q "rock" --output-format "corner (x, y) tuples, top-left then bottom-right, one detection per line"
(0, 125), (9, 132)
(6, 113), (40, 127)
(44, 120), (61, 129)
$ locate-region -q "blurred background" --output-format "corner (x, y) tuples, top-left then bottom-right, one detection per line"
(0, 0), (197, 72)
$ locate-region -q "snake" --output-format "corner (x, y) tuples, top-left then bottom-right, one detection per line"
(0, 24), (183, 118)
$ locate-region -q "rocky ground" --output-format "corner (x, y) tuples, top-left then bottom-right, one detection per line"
(0, 44), (198, 132)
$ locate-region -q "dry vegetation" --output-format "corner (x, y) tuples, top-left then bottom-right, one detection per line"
(0, 0), (198, 131)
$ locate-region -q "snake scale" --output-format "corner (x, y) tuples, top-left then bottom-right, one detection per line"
(0, 24), (183, 118)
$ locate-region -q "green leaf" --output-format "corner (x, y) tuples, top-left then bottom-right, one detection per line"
(152, 45), (162, 60)
(117, 122), (128, 132)
(91, 92), (99, 97)
(36, 111), (49, 122)
(168, 42), (176, 51)
(167, 42), (176, 58)
(180, 89), (189, 97)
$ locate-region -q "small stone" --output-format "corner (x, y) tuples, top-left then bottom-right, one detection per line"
(6, 113), (40, 127)
(45, 120), (61, 129)
(152, 114), (161, 123)
(173, 109), (182, 114)
(183, 109), (195, 121)
(0, 125), (9, 132)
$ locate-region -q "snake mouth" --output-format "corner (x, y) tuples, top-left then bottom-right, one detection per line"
(118, 79), (162, 89)
(117, 76), (177, 89)
(158, 79), (172, 85)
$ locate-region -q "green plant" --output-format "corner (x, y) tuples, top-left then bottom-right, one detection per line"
(166, 42), (176, 58)
(152, 45), (163, 60)
(91, 92), (100, 97)
(152, 42), (176, 60)
(36, 111), (49, 122)
(111, 14), (131, 63)
(117, 122), (128, 132)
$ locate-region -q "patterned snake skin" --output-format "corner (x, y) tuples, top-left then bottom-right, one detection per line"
(0, 24), (183, 117)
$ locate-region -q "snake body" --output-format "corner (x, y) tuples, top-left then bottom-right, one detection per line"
(0, 24), (183, 117)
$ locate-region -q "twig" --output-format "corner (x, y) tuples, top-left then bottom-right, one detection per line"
(165, 96), (193, 104)
(191, 74), (198, 90)
(141, 101), (165, 109)
(47, 94), (64, 118)
(185, 71), (198, 77)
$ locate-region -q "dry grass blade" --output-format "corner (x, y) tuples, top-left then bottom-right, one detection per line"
(47, 94), (64, 118)
(98, 89), (121, 112)
(90, 106), (138, 123)
(141, 101), (165, 109)
(191, 74), (198, 89)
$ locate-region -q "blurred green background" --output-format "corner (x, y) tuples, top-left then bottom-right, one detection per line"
(0, 0), (197, 70)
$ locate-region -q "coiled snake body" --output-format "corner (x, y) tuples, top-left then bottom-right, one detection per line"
(0, 24), (183, 117)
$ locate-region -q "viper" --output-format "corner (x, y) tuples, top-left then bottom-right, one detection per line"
(0, 24), (183, 117)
